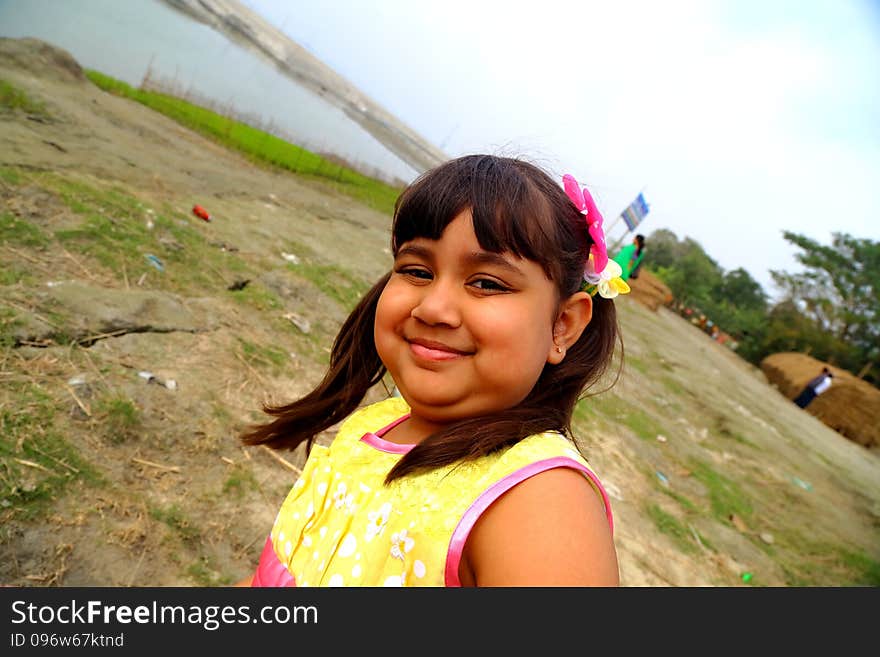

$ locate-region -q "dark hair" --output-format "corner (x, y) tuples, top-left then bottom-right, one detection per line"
(635, 234), (645, 256)
(240, 155), (621, 482)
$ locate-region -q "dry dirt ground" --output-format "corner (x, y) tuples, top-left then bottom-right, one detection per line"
(2, 39), (878, 587)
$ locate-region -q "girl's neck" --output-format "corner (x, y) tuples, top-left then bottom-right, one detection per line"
(380, 414), (445, 446)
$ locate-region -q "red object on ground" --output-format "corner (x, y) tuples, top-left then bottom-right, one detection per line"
(192, 205), (211, 222)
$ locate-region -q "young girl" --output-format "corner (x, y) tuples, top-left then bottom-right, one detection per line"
(239, 155), (629, 587)
(612, 234), (646, 281)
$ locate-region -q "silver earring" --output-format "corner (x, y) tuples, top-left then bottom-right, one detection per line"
(556, 346), (563, 354)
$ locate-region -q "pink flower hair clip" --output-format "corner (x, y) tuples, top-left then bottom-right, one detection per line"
(563, 174), (630, 299)
(563, 173), (608, 273)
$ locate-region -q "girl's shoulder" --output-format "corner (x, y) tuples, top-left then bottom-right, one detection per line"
(443, 430), (600, 502)
(499, 430), (590, 469)
(487, 432), (611, 526)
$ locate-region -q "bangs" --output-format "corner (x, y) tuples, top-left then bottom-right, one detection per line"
(391, 155), (568, 281)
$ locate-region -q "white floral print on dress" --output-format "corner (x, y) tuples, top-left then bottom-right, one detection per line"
(332, 482), (355, 512)
(390, 529), (414, 561)
(365, 502), (392, 542)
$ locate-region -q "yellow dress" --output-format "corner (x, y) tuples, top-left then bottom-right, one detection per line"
(251, 397), (613, 587)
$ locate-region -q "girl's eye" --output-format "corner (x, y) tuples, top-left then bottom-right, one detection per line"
(396, 267), (432, 281)
(469, 278), (510, 292)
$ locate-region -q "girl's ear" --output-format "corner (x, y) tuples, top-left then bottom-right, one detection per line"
(548, 291), (593, 364)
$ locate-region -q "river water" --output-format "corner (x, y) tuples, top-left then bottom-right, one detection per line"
(0, 0), (419, 183)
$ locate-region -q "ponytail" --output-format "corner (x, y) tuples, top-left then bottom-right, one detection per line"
(239, 273), (389, 453)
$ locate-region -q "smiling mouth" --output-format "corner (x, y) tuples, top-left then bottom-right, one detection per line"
(406, 338), (472, 361)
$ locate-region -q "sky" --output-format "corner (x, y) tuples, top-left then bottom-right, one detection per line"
(244, 0), (880, 297)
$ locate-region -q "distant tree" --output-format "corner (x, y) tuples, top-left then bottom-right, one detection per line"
(720, 308), (769, 363)
(644, 229), (687, 269)
(699, 268), (768, 355)
(760, 300), (838, 356)
(771, 232), (879, 382)
(653, 240), (723, 306)
(717, 268), (767, 312)
(643, 228), (877, 386)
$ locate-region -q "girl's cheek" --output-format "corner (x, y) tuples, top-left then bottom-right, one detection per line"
(374, 294), (394, 338)
(379, 291), (405, 323)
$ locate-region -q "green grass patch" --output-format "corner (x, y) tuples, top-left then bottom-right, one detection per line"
(660, 375), (686, 397)
(712, 414), (758, 447)
(49, 175), (162, 273)
(689, 458), (753, 523)
(238, 338), (289, 371)
(589, 393), (628, 422)
(147, 212), (249, 289)
(0, 264), (33, 286)
(0, 304), (72, 349)
(85, 70), (401, 215)
(721, 430), (757, 448)
(48, 179), (160, 269)
(47, 176), (147, 219)
(293, 261), (369, 311)
(572, 398), (601, 424)
(662, 487), (700, 514)
(625, 354), (649, 374)
(836, 549), (880, 586)
(41, 307), (77, 346)
(0, 383), (102, 519)
(773, 530), (880, 586)
(0, 166), (23, 186)
(646, 503), (698, 554)
(0, 307), (22, 349)
(230, 282), (283, 313)
(277, 239), (371, 313)
(622, 407), (665, 441)
(211, 402), (233, 425)
(186, 555), (233, 586)
(0, 212), (51, 248)
(149, 503), (200, 543)
(55, 213), (152, 271)
(222, 466), (258, 498)
(596, 394), (665, 441)
(96, 395), (141, 444)
(43, 172), (246, 291)
(0, 79), (49, 117)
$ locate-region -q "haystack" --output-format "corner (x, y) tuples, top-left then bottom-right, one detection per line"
(627, 269), (673, 311)
(761, 352), (880, 449)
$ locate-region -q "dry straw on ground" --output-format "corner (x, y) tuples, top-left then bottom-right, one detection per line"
(761, 352), (880, 449)
(627, 269), (673, 312)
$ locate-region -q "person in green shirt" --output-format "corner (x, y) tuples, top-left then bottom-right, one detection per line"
(612, 234), (645, 281)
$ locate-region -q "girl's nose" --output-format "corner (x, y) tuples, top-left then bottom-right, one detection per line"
(410, 279), (461, 327)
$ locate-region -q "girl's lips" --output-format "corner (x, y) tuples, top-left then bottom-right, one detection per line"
(407, 338), (471, 361)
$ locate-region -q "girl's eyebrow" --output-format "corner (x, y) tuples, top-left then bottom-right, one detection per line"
(396, 244), (433, 261)
(465, 251), (524, 276)
(396, 243), (524, 276)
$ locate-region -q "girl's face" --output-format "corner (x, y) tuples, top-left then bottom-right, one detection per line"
(374, 211), (560, 430)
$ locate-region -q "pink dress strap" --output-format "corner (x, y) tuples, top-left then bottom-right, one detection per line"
(251, 536), (296, 587)
(444, 457), (613, 586)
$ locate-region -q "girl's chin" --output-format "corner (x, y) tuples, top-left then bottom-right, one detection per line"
(397, 389), (464, 413)
(397, 392), (509, 426)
